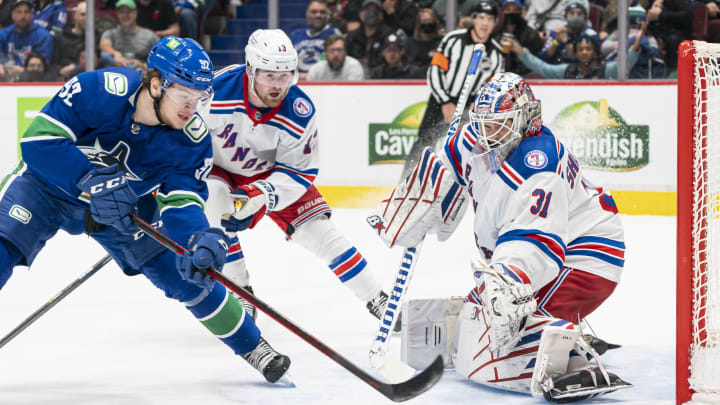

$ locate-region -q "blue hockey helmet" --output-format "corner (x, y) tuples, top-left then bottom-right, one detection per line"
(147, 36), (213, 92)
(470, 72), (542, 158)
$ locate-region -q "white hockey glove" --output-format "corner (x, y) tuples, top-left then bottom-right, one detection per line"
(367, 147), (467, 248)
(473, 259), (537, 355)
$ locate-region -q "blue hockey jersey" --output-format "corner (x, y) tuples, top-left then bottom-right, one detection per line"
(20, 67), (213, 248)
(0, 23), (53, 66)
(289, 24), (341, 74)
(34, 0), (67, 36)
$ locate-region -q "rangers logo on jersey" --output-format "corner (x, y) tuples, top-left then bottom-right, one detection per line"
(524, 150), (548, 169)
(293, 97), (313, 117)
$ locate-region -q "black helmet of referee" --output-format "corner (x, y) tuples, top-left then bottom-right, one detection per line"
(470, 1), (498, 18)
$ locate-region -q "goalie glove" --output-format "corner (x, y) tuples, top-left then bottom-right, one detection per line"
(473, 260), (537, 355)
(220, 181), (276, 232)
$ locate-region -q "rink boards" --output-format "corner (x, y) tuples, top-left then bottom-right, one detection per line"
(0, 80), (677, 215)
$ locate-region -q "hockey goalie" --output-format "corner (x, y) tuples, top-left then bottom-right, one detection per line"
(369, 73), (631, 402)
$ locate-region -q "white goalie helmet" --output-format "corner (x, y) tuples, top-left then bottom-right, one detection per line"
(469, 72), (542, 159)
(245, 29), (299, 91)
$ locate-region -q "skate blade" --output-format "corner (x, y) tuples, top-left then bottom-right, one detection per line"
(273, 371), (296, 388)
(552, 380), (633, 400)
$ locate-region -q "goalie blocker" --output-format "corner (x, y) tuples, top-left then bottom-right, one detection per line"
(367, 147), (468, 249)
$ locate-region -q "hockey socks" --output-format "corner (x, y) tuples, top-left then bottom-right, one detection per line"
(185, 282), (261, 355)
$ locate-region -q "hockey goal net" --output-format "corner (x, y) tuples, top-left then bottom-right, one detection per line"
(678, 40), (720, 405)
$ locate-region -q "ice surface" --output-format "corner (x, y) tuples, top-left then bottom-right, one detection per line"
(0, 211), (675, 404)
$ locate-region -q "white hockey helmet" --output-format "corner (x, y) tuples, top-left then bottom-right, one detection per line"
(245, 29), (299, 89)
(469, 72), (542, 159)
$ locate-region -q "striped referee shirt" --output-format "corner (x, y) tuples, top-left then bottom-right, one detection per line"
(428, 29), (505, 105)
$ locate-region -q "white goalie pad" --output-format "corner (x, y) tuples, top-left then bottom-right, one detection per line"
(454, 303), (554, 393)
(400, 297), (465, 369)
(530, 322), (584, 398)
(367, 147), (467, 248)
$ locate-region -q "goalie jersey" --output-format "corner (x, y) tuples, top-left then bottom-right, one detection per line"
(202, 64), (319, 211)
(443, 124), (625, 291)
(19, 67), (213, 248)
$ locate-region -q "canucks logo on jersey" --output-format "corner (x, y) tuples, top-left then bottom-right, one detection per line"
(78, 139), (143, 181)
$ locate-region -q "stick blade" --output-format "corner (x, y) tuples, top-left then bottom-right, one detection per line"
(378, 355), (444, 402)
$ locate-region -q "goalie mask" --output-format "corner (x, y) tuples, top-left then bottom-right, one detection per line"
(245, 29), (299, 99)
(469, 72), (542, 159)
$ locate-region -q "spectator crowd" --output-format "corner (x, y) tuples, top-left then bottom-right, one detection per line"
(0, 0), (706, 82)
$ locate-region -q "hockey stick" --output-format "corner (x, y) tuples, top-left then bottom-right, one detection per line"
(129, 213), (443, 402)
(369, 243), (423, 383)
(0, 254), (113, 350)
(368, 43), (486, 383)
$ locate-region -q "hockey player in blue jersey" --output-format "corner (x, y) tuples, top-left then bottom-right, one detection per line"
(0, 36), (290, 384)
(201, 29), (399, 329)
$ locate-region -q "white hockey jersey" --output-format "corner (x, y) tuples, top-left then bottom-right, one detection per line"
(201, 64), (319, 211)
(443, 124), (625, 291)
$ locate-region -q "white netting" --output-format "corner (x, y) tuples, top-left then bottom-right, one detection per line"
(690, 41), (720, 398)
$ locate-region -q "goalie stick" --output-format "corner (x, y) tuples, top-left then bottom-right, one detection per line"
(129, 213), (443, 402)
(0, 255), (112, 350)
(368, 43), (486, 383)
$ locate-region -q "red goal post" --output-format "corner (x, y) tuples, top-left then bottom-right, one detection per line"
(677, 40), (720, 405)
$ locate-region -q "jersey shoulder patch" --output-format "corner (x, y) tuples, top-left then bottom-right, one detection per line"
(102, 71), (130, 96)
(183, 114), (209, 142)
(505, 127), (563, 180)
(279, 85), (316, 126)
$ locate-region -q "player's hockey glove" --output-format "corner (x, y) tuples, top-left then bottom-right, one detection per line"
(474, 260), (537, 355)
(221, 181), (276, 232)
(78, 164), (138, 234)
(176, 228), (230, 290)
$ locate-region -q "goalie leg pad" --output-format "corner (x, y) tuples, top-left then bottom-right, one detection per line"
(400, 297), (465, 369)
(368, 147), (466, 248)
(292, 216), (382, 302)
(455, 304), (560, 393)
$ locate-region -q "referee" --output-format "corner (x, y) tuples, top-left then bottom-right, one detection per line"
(402, 0), (505, 176)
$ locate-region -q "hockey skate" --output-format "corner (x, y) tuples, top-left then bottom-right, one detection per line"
(242, 337), (292, 384)
(367, 291), (402, 333)
(542, 366), (632, 403)
(583, 334), (621, 357)
(232, 285), (258, 320)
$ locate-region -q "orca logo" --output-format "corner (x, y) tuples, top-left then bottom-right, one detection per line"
(79, 139), (143, 181)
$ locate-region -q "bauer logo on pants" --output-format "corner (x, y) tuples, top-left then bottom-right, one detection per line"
(9, 204), (31, 224)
